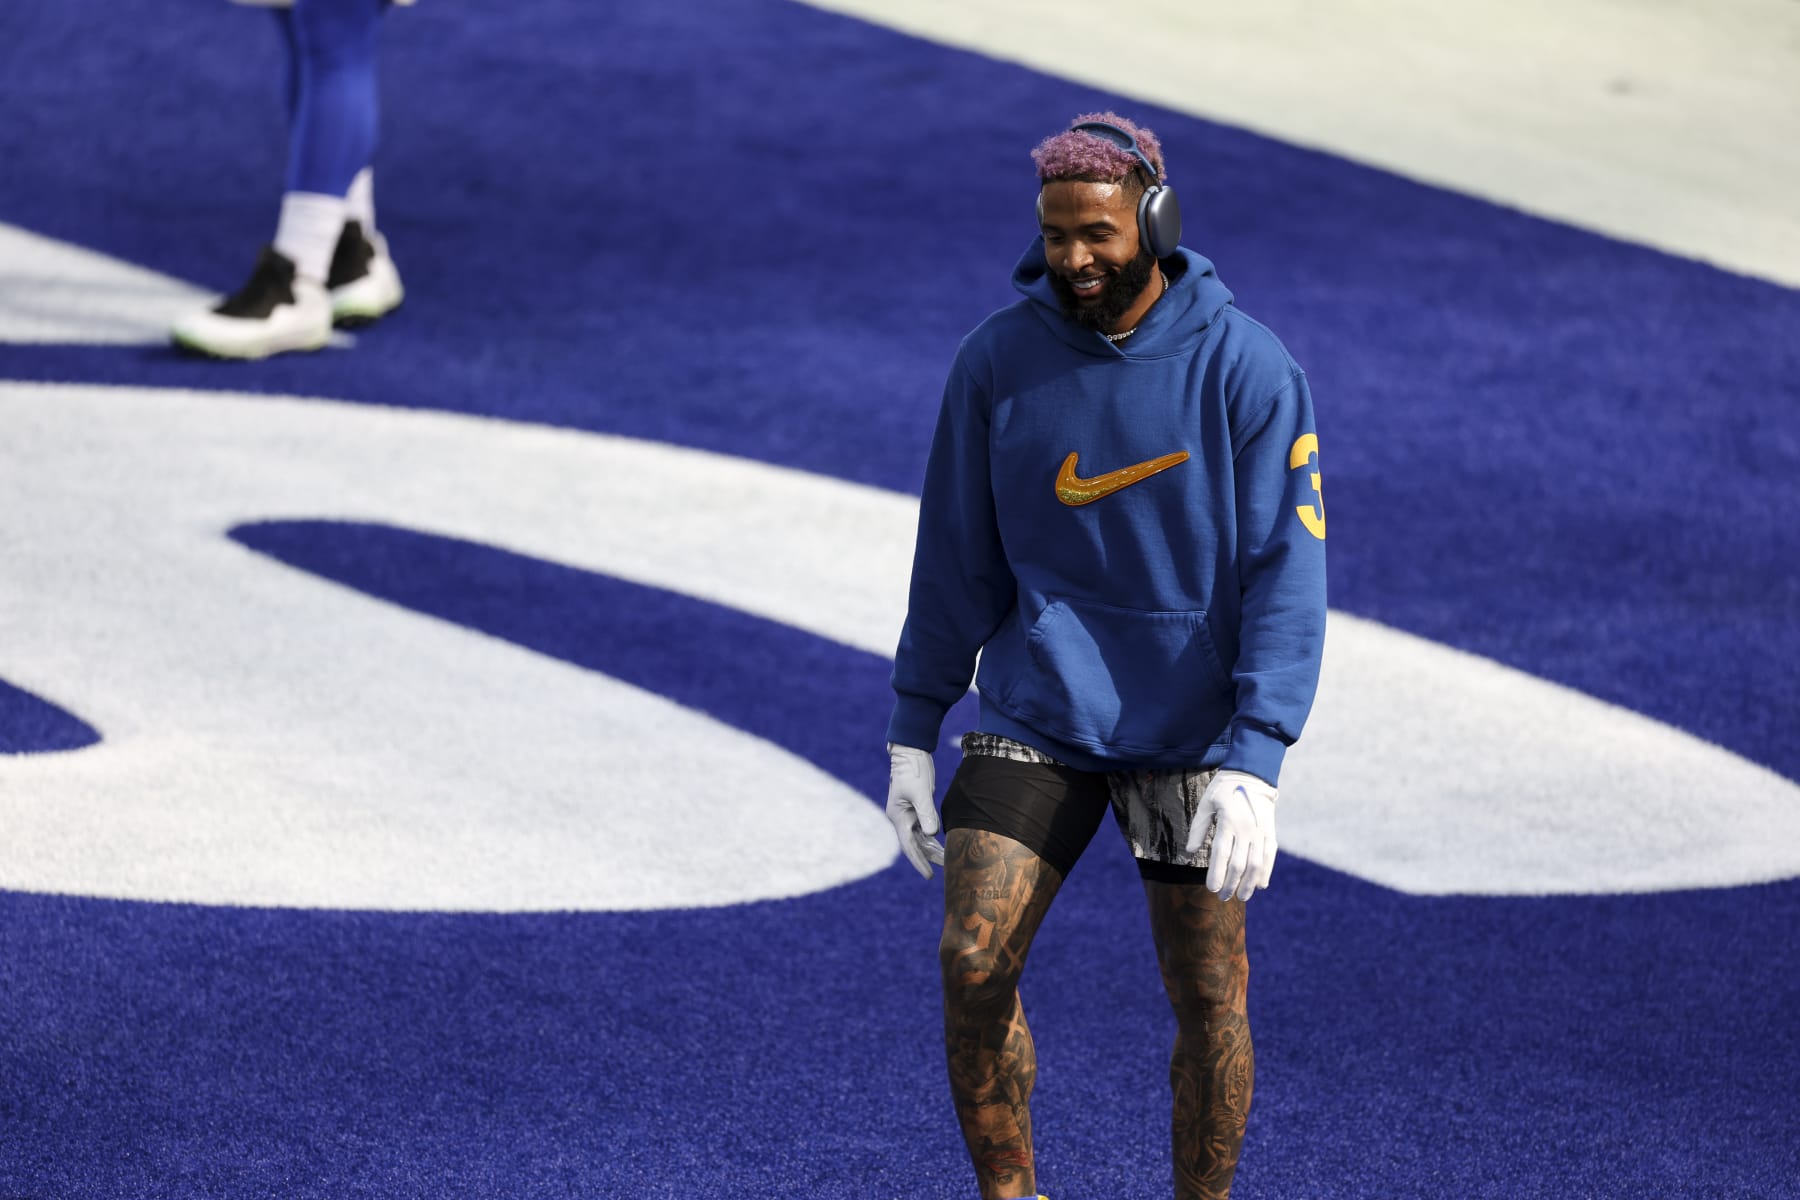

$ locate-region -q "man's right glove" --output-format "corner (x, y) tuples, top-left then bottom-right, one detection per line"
(886, 743), (946, 879)
(1189, 768), (1278, 902)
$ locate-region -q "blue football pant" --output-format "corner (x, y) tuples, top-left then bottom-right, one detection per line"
(273, 0), (385, 198)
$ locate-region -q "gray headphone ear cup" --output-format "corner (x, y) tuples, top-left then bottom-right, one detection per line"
(1036, 190), (1045, 228)
(1139, 185), (1182, 259)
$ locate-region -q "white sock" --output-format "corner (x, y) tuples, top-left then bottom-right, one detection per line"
(272, 192), (346, 283)
(345, 167), (376, 232)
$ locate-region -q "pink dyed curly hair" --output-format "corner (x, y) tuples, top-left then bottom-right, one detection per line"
(1031, 111), (1167, 185)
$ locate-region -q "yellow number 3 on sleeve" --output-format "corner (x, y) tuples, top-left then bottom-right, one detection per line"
(1288, 433), (1326, 540)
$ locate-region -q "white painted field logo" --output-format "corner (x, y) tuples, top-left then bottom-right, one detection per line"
(2, 228), (1797, 909)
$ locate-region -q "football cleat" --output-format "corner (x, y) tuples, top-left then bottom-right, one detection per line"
(170, 246), (332, 360)
(325, 219), (404, 327)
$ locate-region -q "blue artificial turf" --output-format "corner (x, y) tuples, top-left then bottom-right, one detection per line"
(0, 677), (102, 754)
(0, 0), (1796, 1196)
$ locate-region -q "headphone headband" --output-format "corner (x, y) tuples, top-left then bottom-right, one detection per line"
(1068, 120), (1162, 188)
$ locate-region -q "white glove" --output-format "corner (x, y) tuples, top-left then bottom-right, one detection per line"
(1188, 769), (1278, 902)
(886, 743), (947, 879)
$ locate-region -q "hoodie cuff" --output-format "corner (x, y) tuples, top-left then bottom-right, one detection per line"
(1221, 723), (1288, 788)
(886, 694), (950, 753)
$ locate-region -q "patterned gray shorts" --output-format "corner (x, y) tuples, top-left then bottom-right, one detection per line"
(959, 732), (1219, 870)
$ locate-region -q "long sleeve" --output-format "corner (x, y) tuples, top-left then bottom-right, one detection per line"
(1223, 372), (1328, 784)
(887, 355), (1016, 751)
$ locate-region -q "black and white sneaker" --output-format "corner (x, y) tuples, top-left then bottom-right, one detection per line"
(171, 246), (332, 360)
(326, 219), (404, 327)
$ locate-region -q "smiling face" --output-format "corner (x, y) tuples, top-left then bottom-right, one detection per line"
(1039, 178), (1161, 335)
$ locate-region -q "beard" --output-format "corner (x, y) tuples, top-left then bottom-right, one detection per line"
(1049, 246), (1159, 331)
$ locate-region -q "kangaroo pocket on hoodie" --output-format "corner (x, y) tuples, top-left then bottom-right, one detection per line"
(997, 597), (1234, 760)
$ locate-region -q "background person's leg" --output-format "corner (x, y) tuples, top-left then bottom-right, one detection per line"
(286, 0), (382, 202)
(291, 0), (404, 324)
(274, 0), (383, 287)
(1143, 877), (1251, 1200)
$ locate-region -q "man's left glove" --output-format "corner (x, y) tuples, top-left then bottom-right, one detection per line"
(886, 743), (947, 879)
(1188, 769), (1278, 902)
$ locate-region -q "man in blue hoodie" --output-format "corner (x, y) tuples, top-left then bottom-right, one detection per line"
(885, 112), (1327, 1200)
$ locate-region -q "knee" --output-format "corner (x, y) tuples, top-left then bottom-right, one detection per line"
(1164, 949), (1249, 1029)
(939, 927), (1020, 1019)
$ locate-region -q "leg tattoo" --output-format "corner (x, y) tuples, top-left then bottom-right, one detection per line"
(940, 829), (1064, 1199)
(1145, 880), (1252, 1200)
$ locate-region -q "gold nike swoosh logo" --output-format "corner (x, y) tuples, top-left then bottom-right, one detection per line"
(1055, 450), (1191, 506)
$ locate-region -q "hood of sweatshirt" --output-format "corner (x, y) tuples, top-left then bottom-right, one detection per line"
(1011, 236), (1235, 358)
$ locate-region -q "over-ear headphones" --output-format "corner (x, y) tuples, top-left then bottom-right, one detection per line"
(1037, 119), (1183, 259)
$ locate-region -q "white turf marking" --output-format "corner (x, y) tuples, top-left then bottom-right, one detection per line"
(0, 382), (904, 911)
(1, 381), (1796, 906)
(0, 222), (215, 344)
(1282, 619), (1800, 895)
(799, 0), (1800, 289)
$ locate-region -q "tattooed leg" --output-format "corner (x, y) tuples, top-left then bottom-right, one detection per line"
(1144, 880), (1252, 1200)
(940, 828), (1065, 1200)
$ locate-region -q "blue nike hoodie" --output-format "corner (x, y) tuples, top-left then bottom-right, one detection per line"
(887, 238), (1327, 783)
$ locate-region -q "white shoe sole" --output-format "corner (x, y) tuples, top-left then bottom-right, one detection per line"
(171, 322), (333, 360)
(171, 290), (334, 361)
(331, 252), (404, 326)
